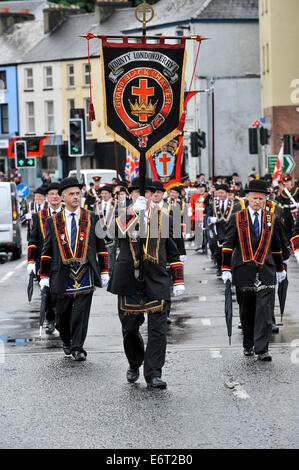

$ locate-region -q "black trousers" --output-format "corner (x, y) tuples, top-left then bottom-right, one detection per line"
(45, 293), (55, 323)
(55, 292), (93, 354)
(118, 303), (168, 380)
(238, 287), (274, 354)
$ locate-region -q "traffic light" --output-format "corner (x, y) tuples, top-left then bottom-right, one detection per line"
(292, 134), (299, 151)
(260, 127), (269, 145)
(68, 118), (84, 157)
(283, 134), (291, 154)
(14, 140), (36, 168)
(190, 131), (206, 157)
(248, 128), (258, 154)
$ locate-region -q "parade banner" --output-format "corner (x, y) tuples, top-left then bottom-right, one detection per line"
(101, 36), (187, 158)
(148, 135), (184, 189)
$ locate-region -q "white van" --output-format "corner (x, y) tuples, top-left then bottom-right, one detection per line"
(68, 169), (118, 187)
(0, 182), (22, 259)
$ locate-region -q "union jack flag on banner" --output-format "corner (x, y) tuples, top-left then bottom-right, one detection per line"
(125, 151), (139, 182)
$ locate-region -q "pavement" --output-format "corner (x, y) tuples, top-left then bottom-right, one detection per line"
(0, 227), (299, 449)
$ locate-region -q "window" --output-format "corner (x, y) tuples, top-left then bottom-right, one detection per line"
(44, 66), (53, 89)
(24, 68), (34, 90)
(85, 98), (92, 133)
(26, 101), (35, 133)
(67, 64), (75, 87)
(45, 100), (54, 132)
(68, 99), (75, 117)
(83, 63), (90, 86)
(0, 104), (9, 133)
(0, 71), (7, 90)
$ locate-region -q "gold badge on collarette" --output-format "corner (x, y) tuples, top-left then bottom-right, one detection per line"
(266, 214), (271, 227)
(60, 234), (67, 245)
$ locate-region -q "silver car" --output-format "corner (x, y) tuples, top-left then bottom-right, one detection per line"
(0, 182), (22, 259)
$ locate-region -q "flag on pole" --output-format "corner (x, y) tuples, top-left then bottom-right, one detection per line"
(272, 144), (284, 186)
(125, 151), (139, 182)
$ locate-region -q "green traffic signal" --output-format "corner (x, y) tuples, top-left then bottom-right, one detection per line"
(71, 146), (79, 153)
(18, 159), (25, 166)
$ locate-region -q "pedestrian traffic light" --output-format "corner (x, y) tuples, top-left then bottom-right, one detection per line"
(14, 140), (36, 168)
(292, 134), (299, 151)
(283, 134), (291, 154)
(190, 131), (206, 157)
(260, 127), (269, 145)
(248, 128), (258, 154)
(68, 118), (84, 157)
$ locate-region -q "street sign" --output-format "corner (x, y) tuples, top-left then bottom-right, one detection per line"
(16, 184), (30, 199)
(267, 155), (295, 174)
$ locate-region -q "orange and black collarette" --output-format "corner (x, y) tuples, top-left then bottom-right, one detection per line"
(214, 199), (233, 222)
(236, 209), (275, 266)
(39, 208), (51, 239)
(53, 209), (91, 265)
(116, 206), (137, 236)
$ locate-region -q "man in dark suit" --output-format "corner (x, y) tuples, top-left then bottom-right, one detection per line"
(27, 183), (62, 334)
(108, 177), (185, 388)
(39, 177), (109, 361)
(222, 179), (286, 361)
(291, 209), (299, 263)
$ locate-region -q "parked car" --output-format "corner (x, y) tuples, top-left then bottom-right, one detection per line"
(68, 169), (118, 187)
(0, 182), (22, 259)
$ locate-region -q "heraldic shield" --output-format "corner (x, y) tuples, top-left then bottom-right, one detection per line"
(101, 36), (187, 158)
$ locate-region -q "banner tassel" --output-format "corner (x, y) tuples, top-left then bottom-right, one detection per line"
(86, 33), (96, 121)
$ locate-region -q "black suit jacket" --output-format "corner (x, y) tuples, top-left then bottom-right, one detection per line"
(108, 211), (181, 300)
(41, 210), (106, 295)
(223, 208), (284, 287)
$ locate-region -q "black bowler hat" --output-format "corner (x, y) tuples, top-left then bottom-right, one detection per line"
(244, 179), (270, 194)
(100, 185), (113, 193)
(152, 180), (165, 192)
(196, 183), (206, 189)
(45, 182), (60, 194)
(58, 177), (82, 195)
(128, 177), (156, 193)
(216, 184), (229, 192)
(34, 186), (46, 195)
(170, 186), (182, 194)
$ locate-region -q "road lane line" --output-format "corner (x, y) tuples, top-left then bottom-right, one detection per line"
(0, 271), (14, 283)
(201, 318), (211, 326)
(210, 348), (222, 358)
(15, 260), (27, 270)
(232, 385), (250, 400)
(198, 296), (207, 302)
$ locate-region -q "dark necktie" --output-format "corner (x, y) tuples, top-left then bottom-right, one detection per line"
(71, 213), (77, 253)
(38, 204), (41, 212)
(52, 211), (57, 215)
(103, 203), (107, 217)
(254, 212), (260, 239)
(221, 201), (225, 213)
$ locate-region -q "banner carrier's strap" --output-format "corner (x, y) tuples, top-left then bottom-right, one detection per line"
(86, 33), (95, 121)
(80, 33), (207, 42)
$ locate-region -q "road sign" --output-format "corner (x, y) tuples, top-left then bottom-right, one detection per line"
(267, 155), (295, 174)
(16, 184), (30, 199)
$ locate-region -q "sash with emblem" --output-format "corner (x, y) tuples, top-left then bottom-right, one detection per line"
(236, 209), (275, 265)
(214, 198), (234, 222)
(39, 208), (51, 239)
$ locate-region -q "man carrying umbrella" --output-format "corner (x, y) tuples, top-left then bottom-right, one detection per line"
(39, 177), (109, 361)
(27, 183), (63, 334)
(221, 180), (286, 361)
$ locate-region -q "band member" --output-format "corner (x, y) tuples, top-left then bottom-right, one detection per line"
(291, 208), (299, 264)
(84, 176), (102, 211)
(27, 183), (63, 334)
(206, 184), (238, 276)
(39, 177), (109, 361)
(222, 180), (286, 361)
(21, 187), (48, 240)
(108, 177), (185, 388)
(277, 176), (299, 241)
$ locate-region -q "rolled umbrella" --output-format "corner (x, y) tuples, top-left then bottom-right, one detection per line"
(224, 280), (233, 345)
(277, 274), (289, 324)
(27, 272), (35, 302)
(39, 286), (50, 336)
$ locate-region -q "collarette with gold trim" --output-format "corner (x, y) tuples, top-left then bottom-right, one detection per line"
(52, 208), (91, 265)
(214, 198), (233, 222)
(38, 208), (51, 239)
(97, 199), (115, 231)
(236, 209), (275, 265)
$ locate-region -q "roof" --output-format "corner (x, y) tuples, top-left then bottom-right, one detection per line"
(21, 7), (136, 63)
(0, 1), (52, 20)
(122, 0), (259, 32)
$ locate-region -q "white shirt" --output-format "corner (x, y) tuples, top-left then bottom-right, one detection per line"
(49, 206), (61, 216)
(64, 208), (80, 243)
(219, 198), (228, 212)
(101, 198), (112, 218)
(248, 207), (262, 233)
(151, 200), (163, 210)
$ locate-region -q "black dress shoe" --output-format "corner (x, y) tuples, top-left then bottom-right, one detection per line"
(45, 322), (55, 334)
(272, 324), (279, 334)
(243, 348), (254, 356)
(126, 368), (139, 383)
(256, 352), (272, 362)
(63, 344), (71, 357)
(216, 268), (222, 277)
(72, 351), (86, 361)
(146, 377), (167, 389)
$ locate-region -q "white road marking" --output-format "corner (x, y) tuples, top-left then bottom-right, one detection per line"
(201, 318), (211, 326)
(232, 385), (250, 400)
(15, 260), (27, 270)
(0, 271), (14, 283)
(210, 348), (222, 358)
(199, 296), (207, 302)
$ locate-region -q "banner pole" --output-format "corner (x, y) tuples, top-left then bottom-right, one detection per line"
(136, 148), (146, 294)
